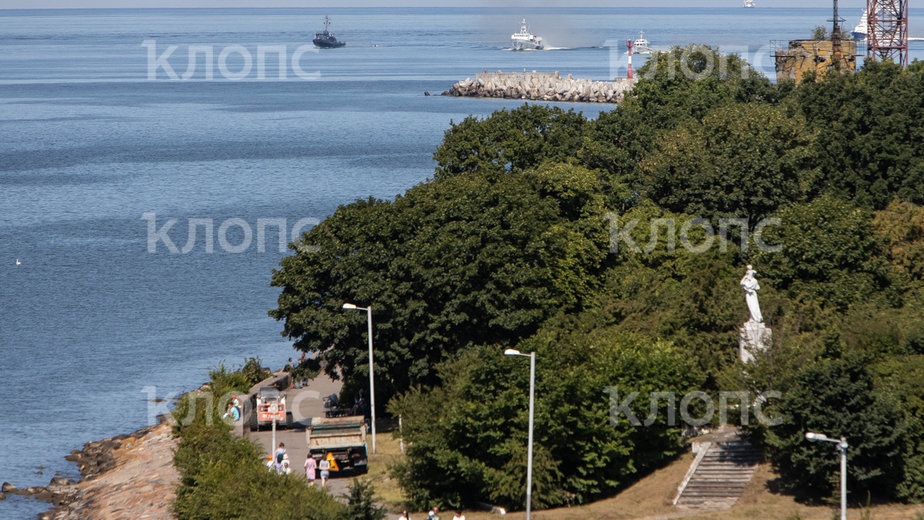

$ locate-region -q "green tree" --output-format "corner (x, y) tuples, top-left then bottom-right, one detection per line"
(582, 45), (783, 204)
(638, 103), (814, 223)
(390, 326), (700, 511)
(270, 163), (609, 404)
(759, 355), (905, 501)
(872, 200), (924, 283)
(789, 60), (924, 209)
(344, 479), (387, 520)
(755, 196), (899, 310)
(433, 104), (588, 180)
(603, 203), (746, 384)
(871, 354), (924, 502)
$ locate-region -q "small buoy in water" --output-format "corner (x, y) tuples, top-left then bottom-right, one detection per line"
(424, 91), (430, 96)
(16, 259), (21, 265)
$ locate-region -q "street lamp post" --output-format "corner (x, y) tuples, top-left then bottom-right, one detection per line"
(504, 348), (536, 520)
(806, 431), (848, 520)
(343, 302), (376, 454)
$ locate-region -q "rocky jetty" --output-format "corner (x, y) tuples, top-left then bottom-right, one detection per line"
(6, 417), (180, 520)
(443, 71), (637, 104)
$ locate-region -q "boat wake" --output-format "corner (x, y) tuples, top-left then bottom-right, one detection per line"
(505, 45), (604, 51)
(548, 45), (605, 51)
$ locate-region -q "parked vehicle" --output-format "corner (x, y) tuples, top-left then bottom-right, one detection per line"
(306, 415), (368, 473)
(250, 386), (293, 431)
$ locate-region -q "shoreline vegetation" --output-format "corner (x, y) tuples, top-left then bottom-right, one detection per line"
(11, 360), (385, 520)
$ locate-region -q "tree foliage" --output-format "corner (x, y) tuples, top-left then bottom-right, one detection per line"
(638, 103), (813, 223)
(344, 479), (387, 520)
(390, 326), (700, 511)
(268, 47), (924, 508)
(433, 104), (588, 180)
(789, 60), (924, 209)
(582, 44), (782, 205)
(270, 163), (609, 403)
(872, 200), (924, 283)
(173, 366), (345, 520)
(755, 196), (899, 310)
(758, 355), (906, 501)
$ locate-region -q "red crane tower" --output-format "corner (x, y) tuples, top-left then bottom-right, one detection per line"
(866, 0), (909, 68)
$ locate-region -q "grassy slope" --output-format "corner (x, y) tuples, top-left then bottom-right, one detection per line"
(340, 429), (924, 520)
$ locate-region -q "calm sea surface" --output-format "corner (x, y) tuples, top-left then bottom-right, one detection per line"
(1, 6), (921, 517)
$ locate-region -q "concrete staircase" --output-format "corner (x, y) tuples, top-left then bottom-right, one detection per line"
(673, 433), (762, 510)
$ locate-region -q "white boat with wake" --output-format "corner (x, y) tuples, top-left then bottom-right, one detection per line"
(511, 18), (543, 50)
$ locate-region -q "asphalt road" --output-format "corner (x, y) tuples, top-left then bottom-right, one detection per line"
(242, 370), (353, 498)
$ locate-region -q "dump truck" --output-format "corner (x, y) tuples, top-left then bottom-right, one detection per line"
(306, 415), (368, 473)
(250, 386), (293, 431)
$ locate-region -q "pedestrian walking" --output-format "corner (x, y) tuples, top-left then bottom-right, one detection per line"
(275, 442), (287, 474)
(451, 510), (465, 520)
(304, 454), (317, 484)
(318, 451), (331, 487)
(397, 510), (411, 520)
(428, 506), (440, 520)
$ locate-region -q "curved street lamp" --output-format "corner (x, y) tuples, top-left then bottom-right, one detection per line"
(343, 302), (376, 454)
(805, 431), (848, 520)
(504, 348), (536, 520)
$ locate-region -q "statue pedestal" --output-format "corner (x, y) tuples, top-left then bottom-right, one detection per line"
(739, 321), (771, 363)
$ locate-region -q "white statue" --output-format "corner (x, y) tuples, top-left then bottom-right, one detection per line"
(740, 265), (763, 323)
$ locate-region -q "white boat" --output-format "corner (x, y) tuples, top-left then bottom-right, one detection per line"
(851, 8), (868, 40)
(511, 18), (543, 51)
(744, 0), (756, 8)
(632, 31), (652, 54)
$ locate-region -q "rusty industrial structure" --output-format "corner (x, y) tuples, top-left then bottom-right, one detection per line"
(772, 39), (858, 83)
(866, 0), (910, 68)
(772, 0), (859, 83)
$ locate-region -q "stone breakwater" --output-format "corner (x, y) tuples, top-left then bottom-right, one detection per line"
(443, 71), (637, 104)
(3, 417), (180, 520)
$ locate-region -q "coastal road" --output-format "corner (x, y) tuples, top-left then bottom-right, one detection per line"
(243, 371), (353, 499)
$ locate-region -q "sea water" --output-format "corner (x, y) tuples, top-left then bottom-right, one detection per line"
(1, 7), (921, 517)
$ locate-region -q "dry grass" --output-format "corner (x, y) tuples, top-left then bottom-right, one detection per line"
(347, 436), (924, 520)
(361, 429), (408, 507)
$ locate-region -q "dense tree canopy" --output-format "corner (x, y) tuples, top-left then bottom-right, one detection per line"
(788, 61), (924, 209)
(639, 103), (813, 223)
(390, 325), (700, 510)
(433, 104), (587, 180)
(760, 355), (906, 500)
(270, 162), (609, 403)
(271, 47), (924, 509)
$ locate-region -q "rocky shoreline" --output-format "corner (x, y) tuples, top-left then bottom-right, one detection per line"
(443, 71), (637, 104)
(3, 415), (180, 520)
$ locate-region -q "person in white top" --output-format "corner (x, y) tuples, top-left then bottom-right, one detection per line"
(397, 510), (410, 520)
(451, 510), (465, 520)
(318, 452), (331, 487)
(274, 442), (287, 474)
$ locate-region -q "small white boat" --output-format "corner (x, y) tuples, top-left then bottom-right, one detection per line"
(632, 31), (652, 54)
(511, 18), (543, 51)
(744, 0), (756, 7)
